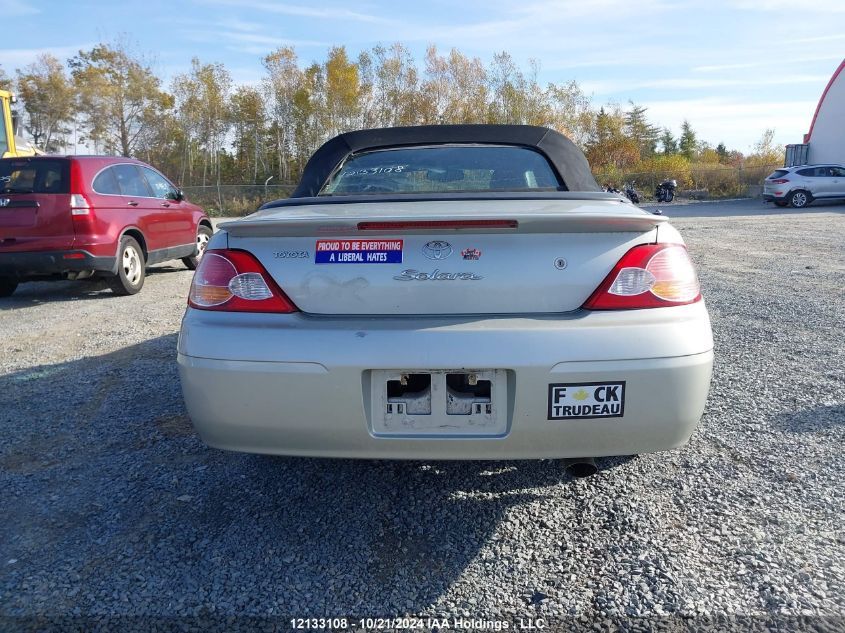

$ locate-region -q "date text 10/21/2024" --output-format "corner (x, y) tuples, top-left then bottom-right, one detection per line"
(290, 617), (550, 630)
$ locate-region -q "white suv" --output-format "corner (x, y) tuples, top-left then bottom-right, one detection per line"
(763, 164), (845, 208)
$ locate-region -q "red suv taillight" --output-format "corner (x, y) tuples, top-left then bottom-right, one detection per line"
(70, 194), (90, 215)
(583, 244), (701, 310)
(188, 249), (298, 313)
(69, 160), (94, 223)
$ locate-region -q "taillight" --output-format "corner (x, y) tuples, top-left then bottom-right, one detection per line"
(188, 249), (298, 313)
(69, 160), (84, 194)
(69, 162), (93, 218)
(768, 178), (789, 184)
(70, 194), (90, 216)
(583, 244), (701, 310)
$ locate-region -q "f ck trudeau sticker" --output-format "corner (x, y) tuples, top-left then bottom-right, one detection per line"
(548, 382), (626, 420)
(315, 239), (403, 264)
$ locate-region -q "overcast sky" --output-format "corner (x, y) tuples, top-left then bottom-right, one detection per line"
(2, 0), (843, 152)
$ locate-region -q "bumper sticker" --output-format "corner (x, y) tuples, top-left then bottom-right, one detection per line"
(315, 239), (403, 264)
(548, 381), (626, 420)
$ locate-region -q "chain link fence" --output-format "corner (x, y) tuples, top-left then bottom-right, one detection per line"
(181, 164), (780, 216)
(180, 184), (296, 217)
(594, 164), (780, 202)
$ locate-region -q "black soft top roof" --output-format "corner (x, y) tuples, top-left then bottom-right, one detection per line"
(290, 124), (599, 197)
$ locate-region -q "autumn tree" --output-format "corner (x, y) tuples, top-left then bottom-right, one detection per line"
(746, 129), (783, 167)
(229, 85), (268, 183)
(546, 80), (592, 146)
(487, 52), (526, 124)
(660, 128), (678, 154)
(0, 65), (9, 90)
(585, 106), (639, 170)
(624, 103), (659, 158)
(355, 50), (376, 129)
(678, 120), (697, 160)
(171, 69), (201, 183)
(725, 149), (745, 167)
(15, 54), (76, 152)
(421, 46), (488, 124)
(370, 43), (419, 127)
(508, 59), (553, 126)
(263, 47), (304, 182)
(420, 46), (449, 123)
(134, 108), (183, 182)
(292, 62), (328, 175)
(172, 58), (232, 187)
(70, 41), (171, 156)
(698, 147), (722, 164)
(454, 50), (488, 123)
(323, 46), (361, 137)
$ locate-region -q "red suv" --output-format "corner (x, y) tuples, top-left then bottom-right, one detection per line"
(0, 156), (212, 297)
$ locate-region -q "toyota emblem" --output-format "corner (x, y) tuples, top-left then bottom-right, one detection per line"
(422, 240), (453, 260)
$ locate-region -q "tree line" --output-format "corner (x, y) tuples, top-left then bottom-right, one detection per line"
(0, 40), (784, 189)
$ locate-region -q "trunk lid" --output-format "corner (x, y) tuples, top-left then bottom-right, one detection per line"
(0, 158), (75, 251)
(223, 197), (665, 315)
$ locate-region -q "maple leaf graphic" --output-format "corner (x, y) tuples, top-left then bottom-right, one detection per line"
(573, 389), (589, 401)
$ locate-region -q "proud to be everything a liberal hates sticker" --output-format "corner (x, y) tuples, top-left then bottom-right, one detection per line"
(547, 382), (626, 420)
(315, 239), (403, 264)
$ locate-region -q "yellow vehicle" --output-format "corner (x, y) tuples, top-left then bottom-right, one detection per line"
(0, 90), (38, 158)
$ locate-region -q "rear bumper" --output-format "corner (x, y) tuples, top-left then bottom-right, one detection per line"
(177, 303), (714, 459)
(0, 250), (116, 277)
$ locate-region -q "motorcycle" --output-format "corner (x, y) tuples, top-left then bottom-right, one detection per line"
(623, 181), (640, 204)
(655, 178), (677, 203)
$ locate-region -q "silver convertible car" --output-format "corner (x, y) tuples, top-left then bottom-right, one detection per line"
(178, 125), (713, 475)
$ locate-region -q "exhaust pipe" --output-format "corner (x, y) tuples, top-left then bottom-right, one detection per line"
(563, 457), (598, 478)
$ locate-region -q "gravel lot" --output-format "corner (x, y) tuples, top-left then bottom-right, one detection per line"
(1, 200), (844, 630)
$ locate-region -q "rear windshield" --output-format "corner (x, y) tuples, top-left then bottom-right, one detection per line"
(768, 169), (790, 179)
(320, 145), (562, 195)
(0, 158), (69, 194)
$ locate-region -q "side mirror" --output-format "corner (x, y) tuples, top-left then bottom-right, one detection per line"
(168, 189), (185, 202)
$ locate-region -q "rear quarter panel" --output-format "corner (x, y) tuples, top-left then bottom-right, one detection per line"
(75, 159), (148, 257)
(182, 199), (209, 239)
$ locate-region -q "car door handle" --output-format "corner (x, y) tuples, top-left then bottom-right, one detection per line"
(127, 201), (139, 207)
(160, 202), (171, 207)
